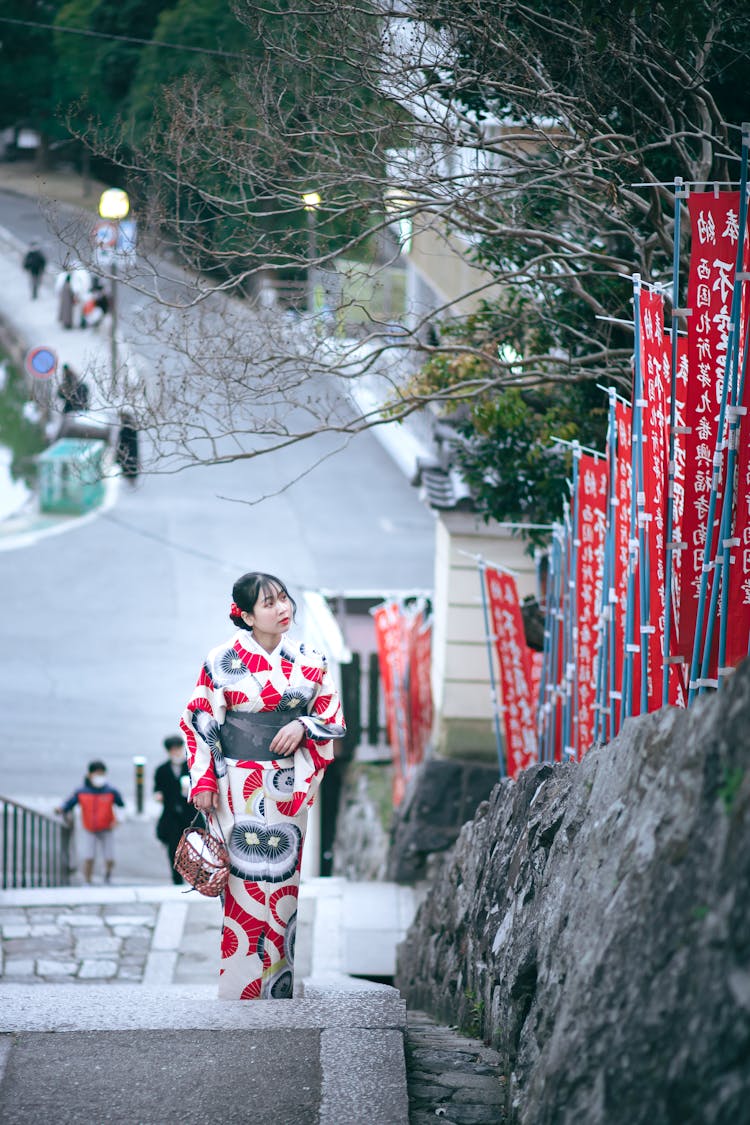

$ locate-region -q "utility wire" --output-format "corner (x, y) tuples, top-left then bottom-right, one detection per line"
(100, 510), (308, 590)
(0, 16), (246, 60)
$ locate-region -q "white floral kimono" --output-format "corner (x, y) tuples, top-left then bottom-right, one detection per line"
(180, 629), (345, 999)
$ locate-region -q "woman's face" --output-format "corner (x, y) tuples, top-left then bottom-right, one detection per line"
(244, 584), (292, 638)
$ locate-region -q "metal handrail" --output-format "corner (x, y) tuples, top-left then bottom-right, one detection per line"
(0, 796), (73, 890)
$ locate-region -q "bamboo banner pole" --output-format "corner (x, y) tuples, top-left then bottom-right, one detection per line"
(718, 318), (750, 676)
(551, 528), (565, 761)
(595, 389), (618, 742)
(621, 414), (640, 726)
(632, 276), (651, 716)
(663, 177), (688, 705)
(536, 556), (553, 759)
(621, 277), (643, 723)
(562, 472), (579, 761)
(541, 528), (563, 762)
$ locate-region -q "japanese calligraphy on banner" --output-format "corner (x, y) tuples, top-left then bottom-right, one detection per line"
(575, 454), (608, 755)
(372, 601), (409, 805)
(671, 339), (688, 652)
(484, 566), (537, 778)
(613, 402), (633, 722)
(678, 191), (746, 664)
(639, 287), (685, 707)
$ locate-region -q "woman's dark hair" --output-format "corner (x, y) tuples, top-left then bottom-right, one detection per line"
(230, 572), (297, 631)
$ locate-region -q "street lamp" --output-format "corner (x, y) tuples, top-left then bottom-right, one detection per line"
(98, 188), (129, 388)
(302, 190), (321, 314)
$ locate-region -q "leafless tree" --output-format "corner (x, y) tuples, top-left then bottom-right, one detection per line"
(64, 0), (749, 472)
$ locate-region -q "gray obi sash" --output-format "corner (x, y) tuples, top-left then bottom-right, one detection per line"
(218, 708), (306, 762)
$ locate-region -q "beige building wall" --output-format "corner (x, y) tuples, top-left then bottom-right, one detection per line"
(431, 510), (538, 762)
(405, 222), (500, 321)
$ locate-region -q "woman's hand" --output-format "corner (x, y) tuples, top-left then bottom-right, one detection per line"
(270, 719), (306, 758)
(192, 790), (219, 811)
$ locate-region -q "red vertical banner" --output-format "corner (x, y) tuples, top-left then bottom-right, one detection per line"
(613, 402), (633, 723)
(638, 287), (685, 707)
(725, 412), (750, 665)
(721, 209), (750, 668)
(669, 340), (688, 666)
(406, 608), (433, 769)
(678, 192), (747, 667)
(575, 454), (608, 755)
(372, 601), (409, 805)
(484, 567), (538, 778)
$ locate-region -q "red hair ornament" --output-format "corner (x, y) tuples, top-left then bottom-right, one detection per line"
(230, 602), (244, 619)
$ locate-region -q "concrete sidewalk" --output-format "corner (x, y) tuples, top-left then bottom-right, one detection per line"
(0, 879), (417, 1123)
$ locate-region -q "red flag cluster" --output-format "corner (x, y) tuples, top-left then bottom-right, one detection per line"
(372, 600), (433, 804)
(484, 566), (537, 778)
(482, 185), (750, 776)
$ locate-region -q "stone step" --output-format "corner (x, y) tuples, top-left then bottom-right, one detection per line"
(0, 986), (408, 1125)
(0, 983), (406, 1032)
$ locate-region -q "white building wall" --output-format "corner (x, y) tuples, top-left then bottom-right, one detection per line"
(431, 510), (538, 761)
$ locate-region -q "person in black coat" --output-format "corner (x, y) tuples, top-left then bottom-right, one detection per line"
(23, 242), (46, 299)
(153, 735), (193, 884)
(115, 410), (139, 484)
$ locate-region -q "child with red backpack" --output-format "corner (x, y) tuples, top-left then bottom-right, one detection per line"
(57, 761), (125, 884)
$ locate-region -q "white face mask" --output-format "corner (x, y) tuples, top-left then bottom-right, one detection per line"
(169, 754), (184, 767)
(90, 775), (106, 788)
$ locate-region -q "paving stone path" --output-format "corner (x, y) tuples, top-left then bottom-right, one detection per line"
(0, 902), (158, 983)
(404, 1009), (507, 1124)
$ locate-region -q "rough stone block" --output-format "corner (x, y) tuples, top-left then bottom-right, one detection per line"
(103, 915), (154, 928)
(74, 936), (121, 957)
(111, 925), (152, 939)
(29, 925), (63, 938)
(397, 660), (750, 1125)
(1, 925), (31, 939)
(3, 960), (35, 976)
(440, 1106), (502, 1124)
(77, 960), (118, 979)
(388, 759), (499, 883)
(57, 914), (104, 927)
(36, 959), (79, 977)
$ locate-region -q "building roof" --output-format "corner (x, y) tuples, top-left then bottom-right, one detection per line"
(412, 458), (475, 511)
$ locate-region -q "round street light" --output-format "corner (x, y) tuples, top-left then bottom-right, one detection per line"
(98, 188), (130, 220)
(301, 191), (322, 313)
(98, 189), (130, 390)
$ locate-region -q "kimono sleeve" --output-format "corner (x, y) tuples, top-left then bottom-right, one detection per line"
(290, 657), (346, 814)
(298, 657), (346, 746)
(179, 661), (227, 796)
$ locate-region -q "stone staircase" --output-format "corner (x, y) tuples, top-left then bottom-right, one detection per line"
(0, 878), (419, 1124)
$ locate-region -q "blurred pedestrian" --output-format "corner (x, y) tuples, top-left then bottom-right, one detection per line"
(115, 410), (139, 483)
(69, 262), (92, 327)
(56, 272), (76, 329)
(56, 760), (125, 885)
(22, 241), (46, 299)
(57, 364), (90, 414)
(153, 735), (193, 884)
(181, 571), (345, 999)
(82, 276), (110, 328)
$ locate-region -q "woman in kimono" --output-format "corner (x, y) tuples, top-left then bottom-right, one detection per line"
(180, 571), (345, 1000)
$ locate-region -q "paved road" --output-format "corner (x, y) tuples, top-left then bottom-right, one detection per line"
(0, 187), (435, 803)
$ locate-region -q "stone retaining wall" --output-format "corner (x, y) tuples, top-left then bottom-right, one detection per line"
(396, 661), (750, 1124)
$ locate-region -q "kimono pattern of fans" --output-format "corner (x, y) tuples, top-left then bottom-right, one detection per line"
(180, 629), (345, 1000)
